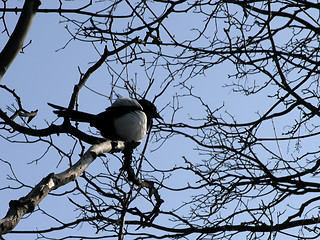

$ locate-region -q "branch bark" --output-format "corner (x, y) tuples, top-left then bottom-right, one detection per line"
(0, 140), (125, 235)
(0, 0), (41, 82)
(122, 147), (164, 226)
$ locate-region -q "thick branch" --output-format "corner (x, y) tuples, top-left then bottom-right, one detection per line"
(0, 140), (125, 235)
(0, 0), (41, 82)
(0, 108), (104, 144)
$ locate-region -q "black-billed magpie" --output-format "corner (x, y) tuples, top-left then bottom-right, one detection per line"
(49, 98), (162, 143)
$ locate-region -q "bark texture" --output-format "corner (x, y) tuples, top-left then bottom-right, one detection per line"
(0, 0), (41, 82)
(0, 141), (125, 235)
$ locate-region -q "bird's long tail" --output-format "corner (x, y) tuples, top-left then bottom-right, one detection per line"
(48, 103), (95, 123)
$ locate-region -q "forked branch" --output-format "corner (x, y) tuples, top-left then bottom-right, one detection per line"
(0, 140), (125, 235)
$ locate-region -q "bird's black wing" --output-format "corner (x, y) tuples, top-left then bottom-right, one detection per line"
(100, 105), (142, 118)
(93, 104), (143, 140)
(49, 101), (144, 140)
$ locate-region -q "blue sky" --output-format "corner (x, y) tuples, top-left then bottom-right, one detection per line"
(0, 1), (275, 239)
(1, 1), (317, 239)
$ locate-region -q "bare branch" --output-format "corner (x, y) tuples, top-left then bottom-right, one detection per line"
(0, 140), (125, 235)
(0, 0), (41, 82)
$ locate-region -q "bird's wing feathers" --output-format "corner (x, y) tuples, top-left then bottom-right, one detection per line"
(49, 98), (155, 142)
(111, 98), (143, 109)
(92, 101), (144, 140)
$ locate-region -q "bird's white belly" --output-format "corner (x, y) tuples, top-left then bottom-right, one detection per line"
(113, 110), (147, 142)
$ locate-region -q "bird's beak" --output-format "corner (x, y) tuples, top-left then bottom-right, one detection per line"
(155, 112), (163, 120)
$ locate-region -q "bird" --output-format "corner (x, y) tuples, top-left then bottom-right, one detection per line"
(48, 98), (162, 143)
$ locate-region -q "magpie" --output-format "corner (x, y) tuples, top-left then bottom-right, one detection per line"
(48, 98), (162, 143)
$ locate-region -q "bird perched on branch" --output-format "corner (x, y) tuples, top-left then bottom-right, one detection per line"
(48, 98), (162, 143)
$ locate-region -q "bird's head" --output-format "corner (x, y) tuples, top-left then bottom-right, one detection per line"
(137, 99), (162, 120)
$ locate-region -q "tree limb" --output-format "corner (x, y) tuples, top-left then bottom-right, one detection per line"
(122, 146), (164, 227)
(0, 140), (125, 235)
(0, 0), (41, 82)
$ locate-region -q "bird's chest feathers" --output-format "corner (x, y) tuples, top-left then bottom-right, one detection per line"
(113, 110), (147, 142)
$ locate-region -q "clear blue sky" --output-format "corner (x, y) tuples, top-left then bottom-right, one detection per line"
(1, 1), (312, 239)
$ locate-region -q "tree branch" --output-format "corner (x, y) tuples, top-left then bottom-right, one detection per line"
(0, 0), (41, 82)
(0, 140), (125, 235)
(122, 146), (164, 227)
(68, 37), (140, 109)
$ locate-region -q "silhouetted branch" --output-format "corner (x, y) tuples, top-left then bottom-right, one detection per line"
(0, 0), (41, 82)
(122, 145), (164, 227)
(0, 140), (125, 235)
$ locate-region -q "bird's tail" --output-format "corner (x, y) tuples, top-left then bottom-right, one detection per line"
(48, 103), (95, 123)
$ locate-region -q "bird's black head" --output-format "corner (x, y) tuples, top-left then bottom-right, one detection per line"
(137, 99), (162, 119)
